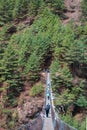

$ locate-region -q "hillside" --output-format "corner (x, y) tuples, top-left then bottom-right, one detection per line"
(0, 0), (87, 130)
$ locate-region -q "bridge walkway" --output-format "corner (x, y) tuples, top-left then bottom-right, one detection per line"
(42, 72), (54, 130)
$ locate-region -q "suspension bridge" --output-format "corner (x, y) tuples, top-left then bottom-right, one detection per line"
(42, 71), (77, 130)
(17, 71), (77, 130)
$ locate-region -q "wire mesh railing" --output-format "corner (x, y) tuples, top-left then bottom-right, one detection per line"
(50, 81), (77, 130)
(51, 103), (77, 130)
(17, 115), (43, 130)
(17, 71), (77, 130)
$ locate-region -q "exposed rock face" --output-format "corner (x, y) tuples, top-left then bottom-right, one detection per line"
(24, 17), (34, 26)
(63, 0), (82, 25)
(17, 73), (46, 126)
(17, 115), (43, 130)
(17, 97), (44, 123)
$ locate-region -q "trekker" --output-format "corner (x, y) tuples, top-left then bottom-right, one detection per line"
(47, 92), (50, 100)
(45, 103), (50, 117)
(47, 83), (50, 87)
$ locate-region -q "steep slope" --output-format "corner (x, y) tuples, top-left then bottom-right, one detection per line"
(0, 0), (87, 130)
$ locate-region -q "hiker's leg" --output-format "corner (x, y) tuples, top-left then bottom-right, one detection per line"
(46, 111), (48, 117)
(46, 110), (49, 117)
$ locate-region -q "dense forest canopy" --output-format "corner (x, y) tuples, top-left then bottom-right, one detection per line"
(0, 0), (65, 26)
(0, 0), (87, 130)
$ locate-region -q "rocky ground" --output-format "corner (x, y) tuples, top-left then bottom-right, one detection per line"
(0, 72), (46, 130)
(17, 72), (46, 124)
(62, 0), (82, 25)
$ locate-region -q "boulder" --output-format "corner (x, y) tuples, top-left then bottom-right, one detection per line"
(17, 97), (44, 123)
(24, 17), (34, 26)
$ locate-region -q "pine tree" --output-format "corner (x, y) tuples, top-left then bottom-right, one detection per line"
(0, 44), (23, 106)
(0, 0), (15, 24)
(82, 0), (87, 18)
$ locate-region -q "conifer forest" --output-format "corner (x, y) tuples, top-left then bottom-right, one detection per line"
(0, 0), (87, 130)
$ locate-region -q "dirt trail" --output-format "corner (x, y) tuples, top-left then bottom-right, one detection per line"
(62, 0), (82, 25)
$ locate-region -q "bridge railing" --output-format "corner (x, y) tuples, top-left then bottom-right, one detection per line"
(17, 115), (43, 130)
(50, 91), (77, 130)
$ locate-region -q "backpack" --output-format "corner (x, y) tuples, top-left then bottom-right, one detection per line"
(45, 104), (50, 111)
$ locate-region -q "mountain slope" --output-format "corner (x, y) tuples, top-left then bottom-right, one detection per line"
(0, 0), (87, 130)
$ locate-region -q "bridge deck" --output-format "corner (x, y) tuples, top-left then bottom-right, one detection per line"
(42, 99), (54, 130)
(42, 72), (54, 130)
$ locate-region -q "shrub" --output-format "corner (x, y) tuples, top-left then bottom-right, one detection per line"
(30, 84), (43, 96)
(61, 114), (86, 130)
(81, 0), (87, 18)
(76, 95), (87, 109)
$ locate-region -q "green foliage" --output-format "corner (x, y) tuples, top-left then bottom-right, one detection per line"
(0, 25), (8, 41)
(0, 1), (87, 129)
(9, 11), (62, 84)
(45, 0), (65, 12)
(52, 23), (87, 77)
(61, 114), (86, 130)
(0, 0), (87, 117)
(28, 0), (45, 15)
(54, 89), (75, 106)
(53, 24), (75, 62)
(0, 10), (61, 107)
(76, 95), (87, 108)
(0, 0), (65, 24)
(25, 53), (41, 83)
(8, 98), (18, 107)
(13, 0), (29, 18)
(65, 41), (86, 64)
(51, 63), (73, 89)
(30, 84), (43, 96)
(0, 43), (24, 106)
(0, 0), (15, 24)
(72, 79), (86, 97)
(50, 60), (61, 75)
(60, 65), (73, 85)
(0, 43), (8, 83)
(3, 109), (18, 129)
(0, 104), (3, 116)
(25, 53), (40, 73)
(81, 0), (87, 19)
(3, 108), (12, 114)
